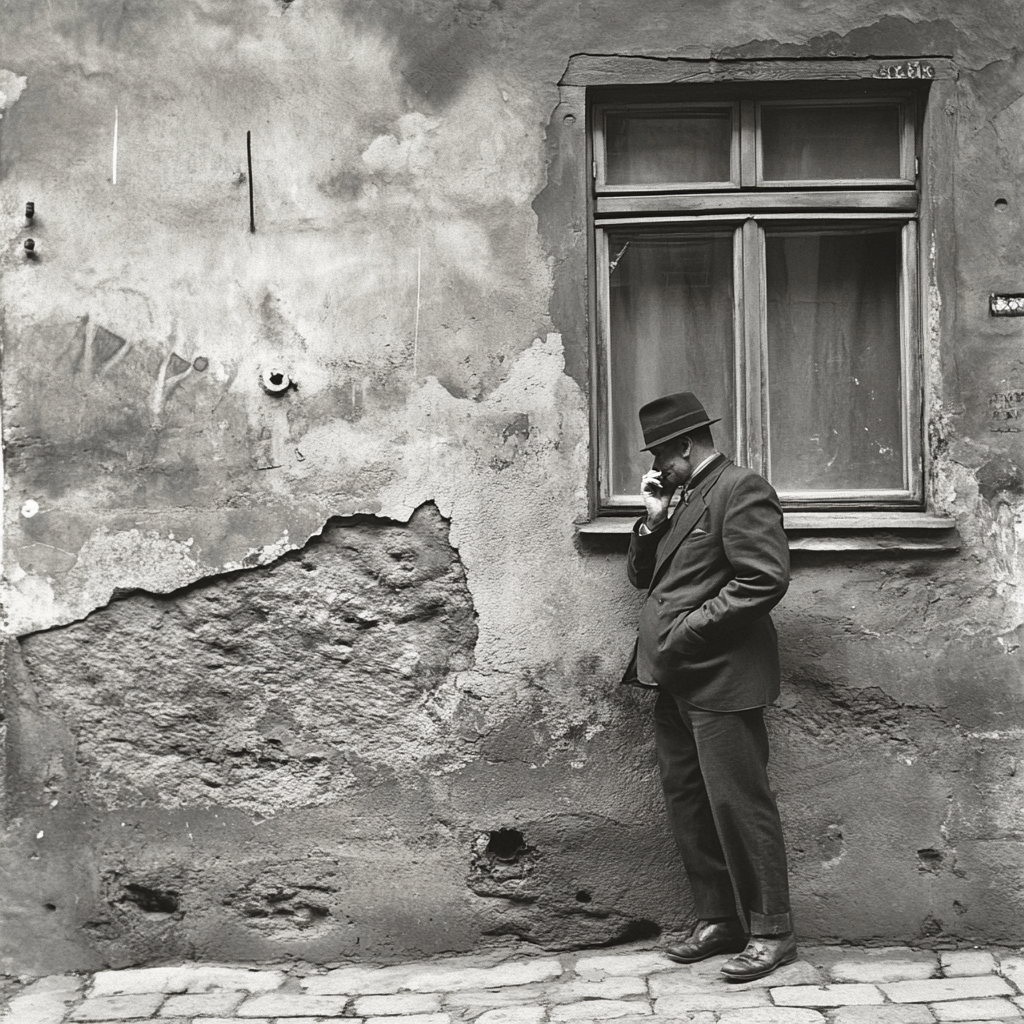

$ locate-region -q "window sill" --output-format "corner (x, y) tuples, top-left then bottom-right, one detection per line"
(577, 512), (959, 552)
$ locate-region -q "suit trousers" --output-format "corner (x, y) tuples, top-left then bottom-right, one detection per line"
(654, 688), (793, 936)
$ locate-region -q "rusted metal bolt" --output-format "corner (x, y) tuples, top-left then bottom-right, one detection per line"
(24, 238), (36, 257)
(25, 201), (34, 221)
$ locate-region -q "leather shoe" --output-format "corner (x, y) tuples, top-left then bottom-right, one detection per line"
(720, 932), (798, 981)
(665, 919), (747, 964)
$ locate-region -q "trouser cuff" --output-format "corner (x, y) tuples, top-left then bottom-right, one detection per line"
(749, 910), (792, 936)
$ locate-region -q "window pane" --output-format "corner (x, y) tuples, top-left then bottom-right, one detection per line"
(604, 108), (733, 186)
(760, 103), (902, 181)
(765, 226), (903, 492)
(607, 231), (735, 498)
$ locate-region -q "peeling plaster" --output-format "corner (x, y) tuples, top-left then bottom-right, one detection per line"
(1, 333), (588, 643)
(0, 69), (27, 117)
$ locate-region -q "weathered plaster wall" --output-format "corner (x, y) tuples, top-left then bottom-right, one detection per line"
(1, 0), (1022, 974)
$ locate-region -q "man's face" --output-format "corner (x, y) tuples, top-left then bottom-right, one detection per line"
(650, 435), (694, 491)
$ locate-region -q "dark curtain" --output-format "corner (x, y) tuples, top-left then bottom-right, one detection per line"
(608, 232), (735, 497)
(765, 226), (903, 492)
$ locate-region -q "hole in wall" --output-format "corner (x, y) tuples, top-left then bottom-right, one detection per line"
(43, 902), (57, 911)
(486, 828), (529, 862)
(994, 198), (1009, 212)
(469, 829), (537, 893)
(122, 883), (181, 914)
(916, 848), (943, 873)
(575, 890), (592, 903)
(617, 918), (661, 943)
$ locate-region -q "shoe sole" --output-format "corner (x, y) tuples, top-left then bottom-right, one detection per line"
(721, 948), (798, 981)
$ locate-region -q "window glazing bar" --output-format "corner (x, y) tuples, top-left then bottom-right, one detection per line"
(595, 191), (918, 215)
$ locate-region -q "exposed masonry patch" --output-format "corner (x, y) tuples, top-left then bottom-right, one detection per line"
(17, 503), (477, 813)
(470, 829), (538, 902)
(121, 883), (181, 915)
(468, 824), (662, 951)
(223, 874), (337, 936)
(84, 865), (190, 958)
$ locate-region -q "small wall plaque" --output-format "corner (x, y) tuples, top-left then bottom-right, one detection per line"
(991, 294), (1024, 317)
(874, 61), (935, 80)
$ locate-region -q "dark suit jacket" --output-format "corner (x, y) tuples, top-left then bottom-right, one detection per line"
(626, 455), (790, 711)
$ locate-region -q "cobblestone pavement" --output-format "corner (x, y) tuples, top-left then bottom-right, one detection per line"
(3, 942), (1024, 1024)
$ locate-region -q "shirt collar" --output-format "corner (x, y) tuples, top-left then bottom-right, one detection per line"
(686, 452), (721, 492)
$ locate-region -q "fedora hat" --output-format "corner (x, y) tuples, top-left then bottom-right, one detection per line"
(638, 392), (720, 451)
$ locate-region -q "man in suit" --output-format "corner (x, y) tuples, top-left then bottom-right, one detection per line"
(625, 391), (796, 981)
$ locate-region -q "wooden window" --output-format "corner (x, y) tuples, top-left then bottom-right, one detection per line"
(592, 85), (923, 511)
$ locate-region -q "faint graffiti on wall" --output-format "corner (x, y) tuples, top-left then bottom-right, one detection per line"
(68, 314), (210, 429)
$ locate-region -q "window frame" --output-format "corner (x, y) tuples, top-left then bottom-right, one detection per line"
(590, 82), (926, 515)
(593, 101), (741, 193)
(754, 96), (917, 188)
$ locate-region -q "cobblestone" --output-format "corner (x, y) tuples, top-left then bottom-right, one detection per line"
(91, 967), (287, 996)
(7, 940), (1024, 1024)
(353, 992), (443, 1016)
(278, 1019), (354, 1024)
(717, 1008), (826, 1024)
(302, 965), (425, 997)
(770, 983), (884, 1006)
(2, 975), (84, 1024)
(550, 999), (651, 1019)
(654, 987), (772, 1012)
(473, 1007), (547, 1024)
(235, 993), (350, 1017)
(831, 959), (939, 984)
(831, 1005), (937, 1023)
(1000, 958), (1024, 991)
(648, 966), (726, 997)
(941, 952), (1001, 978)
(160, 992), (247, 1017)
(573, 1018), (666, 1024)
(69, 993), (167, 1020)
(303, 959), (562, 997)
(193, 1019), (271, 1024)
(647, 958), (821, 994)
(443, 986), (548, 1009)
(364, 1015), (450, 1024)
(883, 977), (1015, 1003)
(550, 977), (647, 1001)
(930, 997), (1023, 1020)
(19, 976), (85, 996)
(573, 952), (677, 979)
(577, 1018), (667, 1024)
(405, 961), (564, 994)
